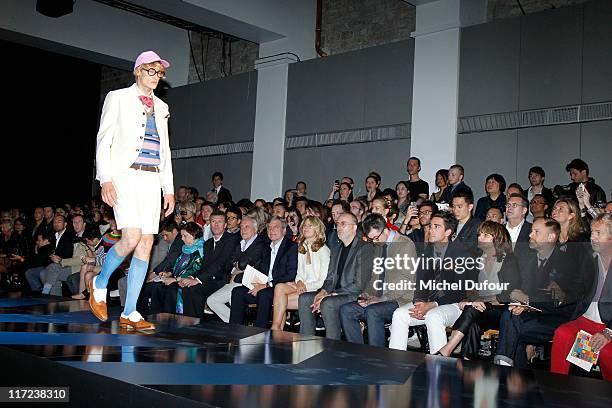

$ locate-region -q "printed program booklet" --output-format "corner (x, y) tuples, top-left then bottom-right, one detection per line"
(566, 330), (599, 371)
(242, 265), (269, 290)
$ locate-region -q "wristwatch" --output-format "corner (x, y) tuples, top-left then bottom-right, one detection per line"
(603, 328), (612, 340)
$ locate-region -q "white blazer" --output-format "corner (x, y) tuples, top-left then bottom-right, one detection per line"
(295, 244), (331, 292)
(96, 83), (174, 195)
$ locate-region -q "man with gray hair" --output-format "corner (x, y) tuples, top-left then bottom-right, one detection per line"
(206, 215), (266, 322)
(230, 216), (297, 327)
(551, 213), (612, 380)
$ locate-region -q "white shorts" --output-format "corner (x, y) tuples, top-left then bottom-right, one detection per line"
(112, 168), (161, 235)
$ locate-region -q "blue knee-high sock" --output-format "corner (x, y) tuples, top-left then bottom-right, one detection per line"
(123, 257), (149, 316)
(95, 246), (126, 289)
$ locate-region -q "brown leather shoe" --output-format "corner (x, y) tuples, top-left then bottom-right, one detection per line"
(120, 311), (155, 331)
(87, 276), (108, 322)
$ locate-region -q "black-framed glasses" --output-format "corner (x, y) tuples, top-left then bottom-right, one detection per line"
(180, 211), (188, 215)
(141, 68), (165, 78)
(366, 229), (385, 243)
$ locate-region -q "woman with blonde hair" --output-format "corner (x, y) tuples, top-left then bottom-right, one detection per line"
(271, 216), (330, 330)
(551, 197), (588, 244)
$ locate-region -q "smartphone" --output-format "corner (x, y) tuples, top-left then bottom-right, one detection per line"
(334, 179), (340, 185)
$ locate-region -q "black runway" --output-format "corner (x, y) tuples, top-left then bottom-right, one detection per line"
(0, 292), (610, 407)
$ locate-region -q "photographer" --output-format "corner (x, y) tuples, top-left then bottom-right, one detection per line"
(561, 158), (606, 207)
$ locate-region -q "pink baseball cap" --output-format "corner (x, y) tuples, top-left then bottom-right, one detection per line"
(134, 50), (170, 70)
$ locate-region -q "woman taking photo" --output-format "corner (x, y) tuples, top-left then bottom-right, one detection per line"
(271, 216), (330, 331)
(436, 221), (521, 358)
(359, 172), (383, 205)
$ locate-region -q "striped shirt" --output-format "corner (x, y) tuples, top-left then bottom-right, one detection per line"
(133, 111), (161, 167)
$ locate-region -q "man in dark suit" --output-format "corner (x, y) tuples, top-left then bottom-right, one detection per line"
(551, 213), (612, 380)
(494, 217), (593, 368)
(440, 164), (472, 204)
(211, 171), (232, 204)
(26, 214), (74, 292)
(505, 193), (532, 264)
(299, 212), (375, 340)
(230, 216), (297, 327)
(137, 221), (183, 314)
(179, 211), (240, 318)
(451, 189), (481, 259)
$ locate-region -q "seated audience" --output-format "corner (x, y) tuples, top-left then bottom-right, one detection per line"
(486, 207), (504, 224)
(206, 216), (266, 322)
(550, 213), (611, 380)
(340, 214), (418, 347)
(299, 212), (374, 340)
(180, 212), (239, 318)
(148, 222), (204, 315)
(230, 216), (297, 327)
(430, 169), (449, 204)
(271, 216), (330, 330)
(389, 211), (469, 354)
(529, 194), (549, 219)
(437, 221), (521, 357)
(474, 174), (507, 221)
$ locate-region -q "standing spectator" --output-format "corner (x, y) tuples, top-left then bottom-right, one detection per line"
(525, 166), (553, 222)
(406, 157), (429, 201)
(211, 172), (232, 204)
(565, 159), (606, 206)
(440, 165), (472, 204)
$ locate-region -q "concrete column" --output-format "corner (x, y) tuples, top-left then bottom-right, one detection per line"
(409, 0), (486, 187)
(250, 54), (298, 200)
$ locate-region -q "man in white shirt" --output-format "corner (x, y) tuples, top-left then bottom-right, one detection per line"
(505, 193), (532, 247)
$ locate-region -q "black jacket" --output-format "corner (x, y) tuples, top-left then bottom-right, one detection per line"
(53, 229), (75, 260)
(195, 232), (240, 284)
(215, 186), (233, 204)
(260, 237), (298, 286)
(454, 216), (482, 259)
(153, 236), (184, 274)
(571, 255), (612, 329)
(231, 236), (268, 283)
(440, 181), (473, 204)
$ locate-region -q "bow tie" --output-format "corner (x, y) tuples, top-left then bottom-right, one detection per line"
(138, 95), (153, 109)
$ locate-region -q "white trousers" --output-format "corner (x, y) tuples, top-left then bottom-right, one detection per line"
(389, 303), (462, 354)
(207, 282), (240, 323)
(112, 168), (161, 235)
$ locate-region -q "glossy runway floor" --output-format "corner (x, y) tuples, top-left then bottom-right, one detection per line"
(0, 292), (610, 407)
